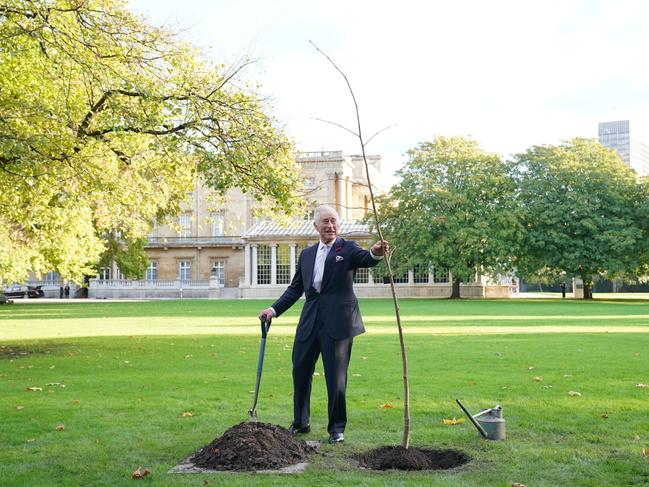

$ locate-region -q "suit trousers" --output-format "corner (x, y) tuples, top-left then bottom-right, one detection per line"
(291, 311), (353, 434)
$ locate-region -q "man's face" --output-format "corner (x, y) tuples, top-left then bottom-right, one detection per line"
(314, 209), (340, 244)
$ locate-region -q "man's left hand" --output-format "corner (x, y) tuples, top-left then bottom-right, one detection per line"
(371, 239), (389, 256)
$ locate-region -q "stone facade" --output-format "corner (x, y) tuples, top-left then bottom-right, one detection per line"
(80, 150), (511, 299)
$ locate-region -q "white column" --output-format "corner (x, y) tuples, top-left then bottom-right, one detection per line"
(251, 244), (258, 287)
(429, 268), (435, 284)
(290, 243), (297, 278)
(271, 244), (277, 285)
(244, 244), (251, 287)
(368, 269), (374, 285)
(408, 269), (414, 285)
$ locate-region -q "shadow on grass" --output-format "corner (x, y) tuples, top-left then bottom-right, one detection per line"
(0, 343), (72, 360)
(2, 298), (649, 322)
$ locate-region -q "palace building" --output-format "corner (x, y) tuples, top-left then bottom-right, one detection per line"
(34, 150), (510, 299)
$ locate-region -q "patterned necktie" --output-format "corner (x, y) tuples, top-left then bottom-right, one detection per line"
(313, 244), (330, 292)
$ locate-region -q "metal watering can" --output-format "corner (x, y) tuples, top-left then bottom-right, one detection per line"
(456, 399), (506, 441)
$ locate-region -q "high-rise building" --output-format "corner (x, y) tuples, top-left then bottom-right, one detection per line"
(598, 120), (649, 176)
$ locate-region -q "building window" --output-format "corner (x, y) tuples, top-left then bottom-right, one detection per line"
(115, 267), (125, 280)
(211, 260), (225, 286)
(303, 177), (316, 188)
(413, 264), (430, 284)
(179, 260), (192, 280)
(212, 211), (224, 237)
(354, 267), (370, 284)
(257, 245), (271, 285)
(45, 271), (60, 283)
(433, 267), (450, 283)
(276, 245), (291, 284)
(179, 213), (192, 237)
(303, 209), (315, 221)
(146, 262), (157, 280)
(99, 267), (111, 280)
(295, 243), (308, 260)
(392, 271), (409, 284)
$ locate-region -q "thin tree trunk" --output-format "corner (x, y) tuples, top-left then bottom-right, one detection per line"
(310, 41), (410, 449)
(450, 277), (461, 299)
(583, 281), (593, 300)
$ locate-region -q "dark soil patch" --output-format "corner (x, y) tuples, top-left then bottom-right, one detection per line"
(191, 422), (316, 472)
(356, 446), (470, 471)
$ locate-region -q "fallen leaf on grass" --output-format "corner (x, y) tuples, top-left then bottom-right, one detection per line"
(601, 412), (609, 419)
(642, 448), (649, 458)
(352, 373), (362, 377)
(72, 400), (81, 405)
(55, 424), (65, 431)
(635, 383), (648, 388)
(568, 391), (582, 397)
(181, 412), (193, 417)
(380, 403), (393, 409)
(512, 483), (527, 487)
(131, 467), (151, 479)
(533, 376), (543, 382)
(16, 405), (24, 410)
(542, 385), (553, 389)
(25, 387), (42, 392)
(443, 417), (465, 425)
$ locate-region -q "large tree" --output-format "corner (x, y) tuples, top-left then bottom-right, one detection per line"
(377, 136), (522, 298)
(0, 0), (301, 283)
(512, 138), (642, 299)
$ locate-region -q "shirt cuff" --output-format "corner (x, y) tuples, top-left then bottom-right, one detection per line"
(269, 307), (277, 317)
(369, 249), (384, 261)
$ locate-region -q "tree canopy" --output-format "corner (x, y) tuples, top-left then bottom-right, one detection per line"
(377, 136), (521, 298)
(0, 0), (302, 283)
(512, 138), (642, 298)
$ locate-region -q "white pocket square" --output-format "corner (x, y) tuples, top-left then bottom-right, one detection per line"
(335, 255), (344, 262)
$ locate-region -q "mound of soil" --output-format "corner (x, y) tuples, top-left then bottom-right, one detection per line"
(191, 422), (315, 471)
(357, 446), (470, 471)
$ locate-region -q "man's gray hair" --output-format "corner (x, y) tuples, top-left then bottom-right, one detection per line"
(314, 205), (340, 224)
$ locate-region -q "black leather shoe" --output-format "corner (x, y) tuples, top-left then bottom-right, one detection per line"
(328, 432), (344, 444)
(288, 424), (310, 435)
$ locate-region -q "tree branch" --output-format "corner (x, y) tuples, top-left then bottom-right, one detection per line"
(309, 117), (358, 138)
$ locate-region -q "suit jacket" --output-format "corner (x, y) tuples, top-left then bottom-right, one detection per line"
(272, 237), (380, 341)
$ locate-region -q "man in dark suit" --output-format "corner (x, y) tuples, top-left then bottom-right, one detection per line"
(259, 205), (387, 444)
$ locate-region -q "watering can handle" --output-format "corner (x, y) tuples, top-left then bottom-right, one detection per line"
(455, 399), (489, 439)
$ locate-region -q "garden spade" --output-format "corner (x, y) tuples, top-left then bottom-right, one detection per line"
(248, 316), (271, 422)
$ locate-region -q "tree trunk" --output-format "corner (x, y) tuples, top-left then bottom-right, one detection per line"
(450, 277), (461, 299)
(583, 281), (593, 300)
(309, 41), (411, 448)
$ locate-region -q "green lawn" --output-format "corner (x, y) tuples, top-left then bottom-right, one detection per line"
(1, 299), (648, 486)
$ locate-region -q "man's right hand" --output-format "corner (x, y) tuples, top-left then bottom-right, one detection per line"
(259, 308), (275, 322)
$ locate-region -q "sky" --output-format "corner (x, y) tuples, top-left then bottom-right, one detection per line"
(128, 0), (649, 185)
